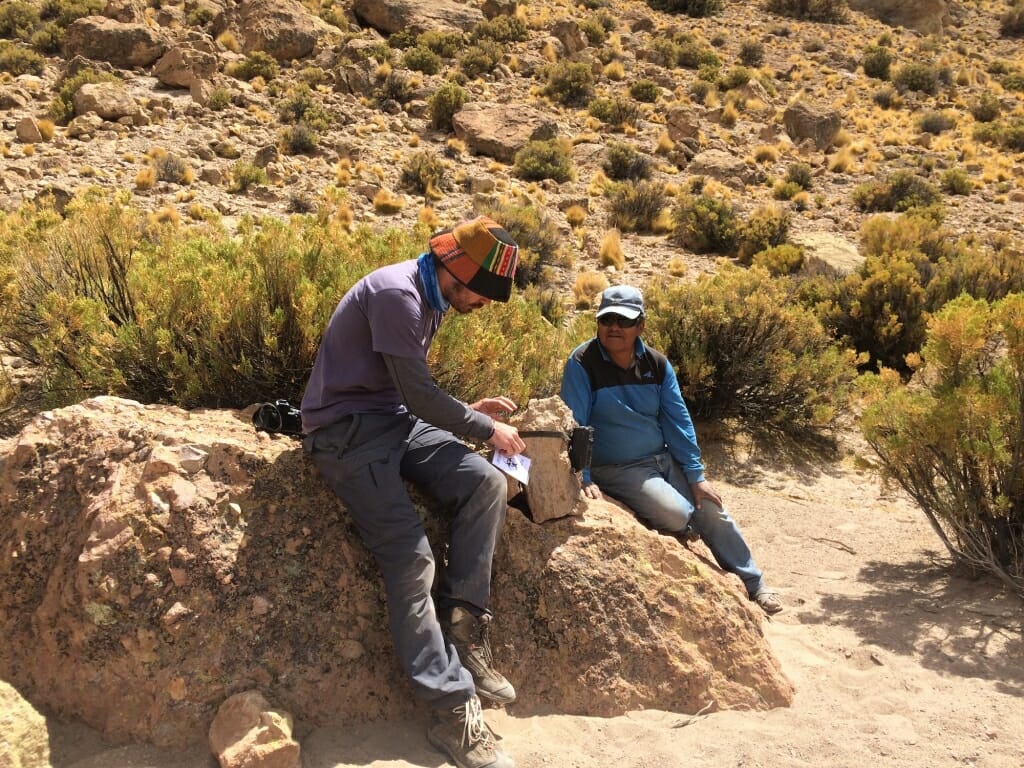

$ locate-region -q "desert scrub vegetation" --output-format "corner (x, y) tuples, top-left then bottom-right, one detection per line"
(400, 151), (446, 199)
(0, 195), (577, 409)
(0, 41), (44, 76)
(643, 264), (860, 436)
(471, 14), (529, 43)
(603, 142), (653, 181)
(852, 170), (941, 213)
(764, 0), (848, 23)
(607, 180), (669, 233)
(861, 44), (892, 79)
(587, 95), (642, 129)
(891, 62), (941, 95)
(859, 294), (1024, 596)
(513, 139), (574, 183)
(458, 39), (504, 79)
(673, 192), (739, 254)
(542, 61), (596, 107)
(429, 82), (468, 131)
(229, 51), (279, 82)
(645, 0), (725, 17)
(1001, 1), (1024, 37)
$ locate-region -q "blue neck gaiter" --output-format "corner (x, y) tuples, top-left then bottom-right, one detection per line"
(417, 252), (449, 313)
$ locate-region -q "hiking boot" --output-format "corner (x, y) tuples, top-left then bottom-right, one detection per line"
(752, 588), (783, 615)
(443, 607), (516, 704)
(427, 695), (515, 768)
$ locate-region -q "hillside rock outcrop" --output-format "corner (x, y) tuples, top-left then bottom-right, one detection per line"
(0, 398), (793, 748)
(849, 0), (952, 36)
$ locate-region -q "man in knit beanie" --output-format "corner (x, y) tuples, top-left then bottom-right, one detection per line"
(301, 215), (522, 768)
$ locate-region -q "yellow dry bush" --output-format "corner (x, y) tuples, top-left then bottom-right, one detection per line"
(147, 206), (180, 227)
(408, 134), (420, 147)
(668, 256), (688, 277)
(587, 169), (611, 197)
(446, 138), (466, 155)
(333, 201), (354, 230)
(22, 144), (35, 156)
(565, 204), (587, 227)
(603, 61), (625, 81)
(418, 206), (441, 230)
(187, 203), (207, 220)
(720, 102), (739, 128)
(573, 271), (610, 308)
(599, 229), (625, 270)
(37, 120), (55, 141)
(656, 131), (675, 155)
(753, 144), (779, 163)
(828, 146), (854, 173)
(135, 166), (157, 190)
(373, 189), (404, 214)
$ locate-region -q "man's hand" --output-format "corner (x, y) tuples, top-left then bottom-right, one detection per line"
(470, 397), (517, 421)
(691, 480), (723, 511)
(582, 482), (603, 500)
(487, 420), (526, 456)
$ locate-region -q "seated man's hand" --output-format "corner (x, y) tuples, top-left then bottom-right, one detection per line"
(470, 396), (517, 420)
(582, 482), (602, 500)
(488, 420), (526, 456)
(691, 480), (723, 511)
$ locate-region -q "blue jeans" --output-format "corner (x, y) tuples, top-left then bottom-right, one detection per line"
(304, 412), (508, 709)
(592, 451), (766, 597)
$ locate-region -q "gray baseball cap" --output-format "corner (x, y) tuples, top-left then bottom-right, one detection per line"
(596, 285), (644, 320)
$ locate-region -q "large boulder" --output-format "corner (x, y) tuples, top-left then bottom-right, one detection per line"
(0, 397), (793, 748)
(783, 100), (842, 151)
(62, 16), (167, 68)
(72, 81), (142, 121)
(452, 103), (559, 163)
(848, 0), (951, 36)
(228, 0), (337, 62)
(352, 0), (484, 35)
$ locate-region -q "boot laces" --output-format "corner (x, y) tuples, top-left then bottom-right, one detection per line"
(475, 615), (494, 666)
(455, 695), (494, 749)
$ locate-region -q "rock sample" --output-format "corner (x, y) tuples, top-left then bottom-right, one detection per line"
(515, 396), (584, 524)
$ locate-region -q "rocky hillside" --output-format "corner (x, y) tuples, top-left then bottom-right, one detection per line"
(2, 0), (1023, 303)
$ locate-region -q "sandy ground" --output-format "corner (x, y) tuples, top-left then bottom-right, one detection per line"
(27, 435), (1024, 767)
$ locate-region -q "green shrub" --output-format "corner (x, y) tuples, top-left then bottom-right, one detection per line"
(644, 264), (859, 435)
(543, 61), (596, 107)
(739, 38), (765, 67)
(377, 70), (415, 105)
(403, 45), (442, 75)
(418, 30), (465, 58)
(607, 180), (668, 233)
(927, 241), (1024, 311)
(401, 151), (446, 196)
(765, 0), (848, 22)
(429, 82), (468, 131)
(629, 79), (661, 103)
(40, 0), (104, 28)
(232, 51), (279, 82)
(861, 44), (891, 79)
(892, 62), (939, 95)
(785, 162), (814, 190)
(0, 41), (44, 76)
(458, 40), (503, 79)
(718, 66), (752, 91)
(471, 15), (528, 43)
(752, 243), (804, 276)
(1000, 4), (1024, 37)
(645, 0), (725, 17)
(852, 171), (941, 213)
(738, 204), (790, 264)
(772, 180), (803, 200)
(30, 21), (64, 53)
(579, 17), (609, 46)
(153, 153), (192, 184)
(603, 141), (653, 181)
(513, 139), (574, 183)
(677, 35), (720, 68)
(1001, 71), (1024, 92)
(0, 2), (39, 39)
(0, 197), (426, 407)
(673, 194), (739, 254)
(208, 86), (231, 111)
(587, 96), (642, 128)
(430, 294), (584, 406)
(940, 168), (971, 196)
(49, 67), (121, 124)
(860, 294), (1024, 595)
(281, 122), (319, 155)
(872, 85), (899, 109)
(278, 84), (330, 131)
(970, 92), (1001, 123)
(228, 161), (267, 192)
(917, 110), (956, 134)
(473, 199), (565, 290)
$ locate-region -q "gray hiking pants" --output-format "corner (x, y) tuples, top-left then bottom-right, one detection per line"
(304, 411), (507, 709)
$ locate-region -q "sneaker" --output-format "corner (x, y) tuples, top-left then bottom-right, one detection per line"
(427, 695), (515, 768)
(443, 607), (516, 704)
(752, 588), (783, 615)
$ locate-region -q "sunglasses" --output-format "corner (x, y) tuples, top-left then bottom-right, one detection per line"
(598, 314), (641, 328)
